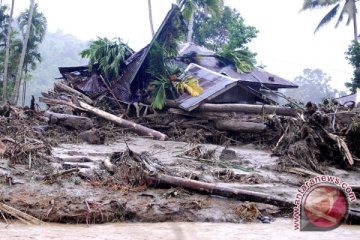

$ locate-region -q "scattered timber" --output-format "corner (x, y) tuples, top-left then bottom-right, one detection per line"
(78, 101), (168, 141)
(196, 103), (299, 117)
(215, 119), (267, 133)
(54, 82), (93, 105)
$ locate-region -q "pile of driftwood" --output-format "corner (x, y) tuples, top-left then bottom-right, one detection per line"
(0, 103), (52, 167)
(272, 101), (360, 173)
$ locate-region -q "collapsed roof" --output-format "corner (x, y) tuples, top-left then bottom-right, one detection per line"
(58, 4), (298, 111)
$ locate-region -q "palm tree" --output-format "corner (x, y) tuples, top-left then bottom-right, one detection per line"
(177, 0), (224, 43)
(17, 2), (46, 105)
(2, 0), (15, 101)
(12, 0), (35, 104)
(302, 0), (358, 41)
(12, 1), (47, 104)
(148, 0), (155, 37)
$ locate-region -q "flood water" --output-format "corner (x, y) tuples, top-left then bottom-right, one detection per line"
(0, 219), (359, 240)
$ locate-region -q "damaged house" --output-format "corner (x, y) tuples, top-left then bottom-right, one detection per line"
(57, 4), (298, 114)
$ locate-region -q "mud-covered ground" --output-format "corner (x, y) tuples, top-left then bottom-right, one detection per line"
(1, 134), (359, 224)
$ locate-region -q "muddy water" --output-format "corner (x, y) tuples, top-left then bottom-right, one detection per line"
(0, 219), (359, 240)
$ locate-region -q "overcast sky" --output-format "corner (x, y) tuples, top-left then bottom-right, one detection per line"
(5, 0), (356, 92)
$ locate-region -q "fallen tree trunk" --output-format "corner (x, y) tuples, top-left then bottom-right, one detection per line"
(0, 202), (43, 225)
(54, 82), (93, 105)
(78, 101), (168, 141)
(39, 97), (84, 111)
(44, 111), (93, 130)
(196, 103), (299, 117)
(215, 119), (267, 133)
(146, 173), (293, 208)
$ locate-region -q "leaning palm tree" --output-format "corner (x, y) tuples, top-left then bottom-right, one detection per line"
(302, 0), (358, 41)
(2, 0), (15, 101)
(177, 0), (224, 43)
(11, 0), (35, 104)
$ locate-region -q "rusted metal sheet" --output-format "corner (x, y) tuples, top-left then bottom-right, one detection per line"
(176, 63), (238, 111)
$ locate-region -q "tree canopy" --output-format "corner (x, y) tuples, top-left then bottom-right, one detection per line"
(345, 39), (360, 92)
(192, 6), (258, 73)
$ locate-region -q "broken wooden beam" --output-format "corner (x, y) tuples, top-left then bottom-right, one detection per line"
(54, 82), (93, 105)
(78, 101), (168, 141)
(146, 173), (293, 208)
(215, 119), (267, 133)
(44, 111), (94, 130)
(39, 97), (84, 111)
(196, 103), (299, 116)
(0, 202), (43, 225)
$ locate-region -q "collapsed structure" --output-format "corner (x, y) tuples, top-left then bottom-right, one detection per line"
(1, 4), (359, 226)
(58, 4), (298, 114)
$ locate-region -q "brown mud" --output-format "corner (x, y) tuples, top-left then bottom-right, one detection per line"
(1, 134), (359, 223)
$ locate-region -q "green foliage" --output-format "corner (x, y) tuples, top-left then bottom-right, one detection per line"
(80, 37), (134, 81)
(193, 6), (258, 52)
(283, 68), (340, 103)
(0, 5), (9, 44)
(150, 75), (171, 110)
(177, 0), (224, 20)
(147, 42), (179, 110)
(17, 3), (47, 73)
(156, 7), (187, 55)
(216, 48), (256, 73)
(192, 6), (257, 73)
(345, 39), (360, 92)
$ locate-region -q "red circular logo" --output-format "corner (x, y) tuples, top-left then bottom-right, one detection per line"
(303, 185), (348, 228)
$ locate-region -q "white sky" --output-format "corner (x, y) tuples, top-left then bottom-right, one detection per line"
(5, 0), (356, 92)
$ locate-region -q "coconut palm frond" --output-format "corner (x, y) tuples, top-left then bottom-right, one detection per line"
(301, 0), (339, 11)
(202, 0), (224, 19)
(183, 76), (203, 96)
(175, 76), (203, 96)
(335, 0), (356, 27)
(314, 3), (340, 33)
(150, 75), (172, 110)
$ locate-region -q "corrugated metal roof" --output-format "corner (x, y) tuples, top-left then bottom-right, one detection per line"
(176, 63), (238, 111)
(178, 43), (298, 89)
(220, 66), (298, 89)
